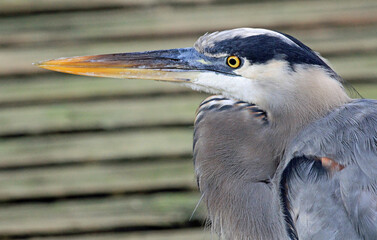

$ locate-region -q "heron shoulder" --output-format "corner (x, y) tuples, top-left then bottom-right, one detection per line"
(284, 99), (377, 166)
(279, 99), (377, 239)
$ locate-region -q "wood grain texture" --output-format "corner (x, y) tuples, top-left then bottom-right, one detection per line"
(0, 95), (204, 136)
(0, 160), (196, 202)
(0, 192), (205, 238)
(0, 0), (214, 15)
(1, 0), (376, 47)
(29, 229), (210, 240)
(0, 128), (193, 168)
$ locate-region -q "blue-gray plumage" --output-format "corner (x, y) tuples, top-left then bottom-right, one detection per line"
(37, 28), (377, 240)
(281, 99), (377, 240)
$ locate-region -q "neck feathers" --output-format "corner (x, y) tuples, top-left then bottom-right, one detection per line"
(266, 64), (350, 132)
(193, 97), (289, 240)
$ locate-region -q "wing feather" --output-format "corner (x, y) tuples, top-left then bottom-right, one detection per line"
(281, 99), (377, 239)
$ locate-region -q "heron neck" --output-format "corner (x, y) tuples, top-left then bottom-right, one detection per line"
(193, 99), (291, 240)
(268, 71), (351, 136)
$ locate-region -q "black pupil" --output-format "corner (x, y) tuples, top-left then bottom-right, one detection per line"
(229, 58), (237, 66)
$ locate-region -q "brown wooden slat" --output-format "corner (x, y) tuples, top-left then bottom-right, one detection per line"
(351, 83), (377, 98)
(1, 0), (377, 49)
(0, 160), (195, 202)
(302, 26), (377, 57)
(0, 192), (205, 238)
(29, 229), (210, 240)
(0, 128), (193, 168)
(0, 0), (214, 16)
(2, 0), (376, 34)
(0, 95), (203, 136)
(330, 54), (377, 81)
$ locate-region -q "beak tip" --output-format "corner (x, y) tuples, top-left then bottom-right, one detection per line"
(33, 59), (52, 69)
(33, 61), (42, 67)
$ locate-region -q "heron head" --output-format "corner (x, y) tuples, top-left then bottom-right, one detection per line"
(37, 28), (349, 118)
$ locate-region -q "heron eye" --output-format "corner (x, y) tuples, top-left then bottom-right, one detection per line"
(226, 56), (241, 68)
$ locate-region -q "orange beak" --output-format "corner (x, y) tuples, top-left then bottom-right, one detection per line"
(35, 48), (210, 83)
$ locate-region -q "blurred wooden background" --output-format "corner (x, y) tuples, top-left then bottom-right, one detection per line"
(0, 0), (376, 239)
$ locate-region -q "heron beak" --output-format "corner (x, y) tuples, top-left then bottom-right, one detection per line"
(36, 48), (208, 83)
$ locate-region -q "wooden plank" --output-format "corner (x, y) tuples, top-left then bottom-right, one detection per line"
(0, 128), (193, 168)
(0, 160), (195, 202)
(0, 192), (205, 238)
(1, 0), (377, 48)
(0, 0), (214, 15)
(351, 83), (377, 98)
(2, 0), (376, 36)
(330, 54), (377, 81)
(0, 95), (203, 136)
(301, 26), (377, 57)
(0, 96), (200, 136)
(1, 0), (375, 17)
(29, 229), (210, 240)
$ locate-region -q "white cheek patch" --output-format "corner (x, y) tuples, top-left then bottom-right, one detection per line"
(232, 59), (299, 104)
(235, 59), (291, 82)
(186, 72), (263, 104)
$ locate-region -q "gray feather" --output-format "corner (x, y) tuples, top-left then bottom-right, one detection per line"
(282, 99), (377, 239)
(194, 95), (289, 240)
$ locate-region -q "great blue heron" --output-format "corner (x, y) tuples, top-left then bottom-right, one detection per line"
(37, 28), (377, 240)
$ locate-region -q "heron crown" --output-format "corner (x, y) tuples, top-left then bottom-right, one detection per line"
(194, 28), (332, 72)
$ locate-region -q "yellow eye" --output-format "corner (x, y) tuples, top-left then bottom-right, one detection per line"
(226, 56), (241, 68)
